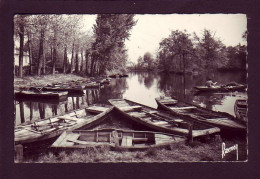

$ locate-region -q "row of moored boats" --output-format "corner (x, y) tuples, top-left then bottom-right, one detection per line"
(15, 96), (247, 150)
(14, 78), (112, 101)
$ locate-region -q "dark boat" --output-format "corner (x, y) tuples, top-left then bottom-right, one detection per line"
(194, 84), (246, 92)
(40, 86), (84, 94)
(15, 90), (68, 101)
(108, 99), (220, 139)
(109, 74), (120, 78)
(15, 104), (114, 144)
(84, 82), (100, 88)
(51, 128), (186, 150)
(155, 97), (246, 132)
(109, 74), (128, 78)
(234, 99), (248, 122)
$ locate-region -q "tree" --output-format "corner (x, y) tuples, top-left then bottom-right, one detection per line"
(143, 52), (154, 70)
(158, 30), (194, 73)
(136, 56), (144, 69)
(29, 15), (51, 76)
(91, 14), (136, 76)
(194, 29), (224, 70)
(14, 15), (26, 77)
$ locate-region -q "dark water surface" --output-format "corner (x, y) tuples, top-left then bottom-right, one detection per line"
(15, 71), (247, 127)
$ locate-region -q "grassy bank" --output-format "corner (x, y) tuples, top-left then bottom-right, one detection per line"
(14, 74), (86, 90)
(21, 137), (247, 163)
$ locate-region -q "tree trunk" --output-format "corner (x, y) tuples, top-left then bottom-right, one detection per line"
(75, 53), (79, 73)
(52, 29), (57, 74)
(37, 29), (44, 76)
(27, 33), (33, 75)
(18, 22), (24, 77)
(42, 42), (46, 75)
(85, 50), (89, 75)
(63, 46), (67, 73)
(52, 48), (57, 74)
(80, 50), (84, 72)
(50, 46), (53, 71)
(70, 42), (75, 73)
(90, 56), (95, 76)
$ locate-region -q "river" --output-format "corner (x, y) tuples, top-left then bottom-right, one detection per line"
(15, 71), (247, 126)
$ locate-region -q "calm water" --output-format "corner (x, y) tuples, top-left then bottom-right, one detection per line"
(15, 71), (247, 126)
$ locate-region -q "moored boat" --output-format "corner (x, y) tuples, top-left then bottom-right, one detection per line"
(194, 83), (246, 92)
(41, 86), (84, 94)
(155, 97), (247, 132)
(234, 99), (248, 122)
(15, 104), (114, 144)
(108, 99), (220, 139)
(84, 82), (100, 88)
(51, 128), (186, 150)
(15, 90), (68, 101)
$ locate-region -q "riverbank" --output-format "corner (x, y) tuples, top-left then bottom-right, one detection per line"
(14, 74), (86, 90)
(21, 137), (247, 163)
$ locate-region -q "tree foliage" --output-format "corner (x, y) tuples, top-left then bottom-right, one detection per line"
(91, 14), (136, 75)
(14, 14), (93, 76)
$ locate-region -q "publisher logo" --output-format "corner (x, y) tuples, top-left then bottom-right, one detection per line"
(222, 142), (238, 160)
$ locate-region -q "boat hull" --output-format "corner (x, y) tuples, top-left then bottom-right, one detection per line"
(109, 99), (220, 139)
(155, 97), (247, 133)
(51, 128), (186, 150)
(15, 91), (68, 101)
(15, 104), (114, 144)
(194, 84), (246, 92)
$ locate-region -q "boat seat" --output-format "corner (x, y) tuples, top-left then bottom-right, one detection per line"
(160, 98), (178, 104)
(147, 111), (157, 114)
(120, 105), (142, 112)
(207, 118), (229, 120)
(152, 121), (169, 125)
(86, 106), (108, 113)
(58, 116), (78, 121)
(130, 112), (147, 118)
(170, 106), (197, 110)
(67, 139), (89, 145)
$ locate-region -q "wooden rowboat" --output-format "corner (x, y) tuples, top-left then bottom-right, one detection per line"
(155, 97), (247, 132)
(41, 86), (84, 94)
(51, 128), (186, 150)
(15, 104), (114, 144)
(194, 84), (246, 92)
(234, 99), (248, 122)
(84, 82), (100, 88)
(108, 99), (220, 139)
(15, 90), (68, 101)
(51, 81), (100, 89)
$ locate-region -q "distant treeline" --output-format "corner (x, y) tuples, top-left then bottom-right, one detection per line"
(14, 14), (136, 77)
(128, 29), (247, 74)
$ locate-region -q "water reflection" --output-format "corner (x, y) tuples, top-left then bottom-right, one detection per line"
(15, 71), (247, 126)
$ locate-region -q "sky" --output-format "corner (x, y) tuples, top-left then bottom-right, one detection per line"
(82, 14), (247, 64)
